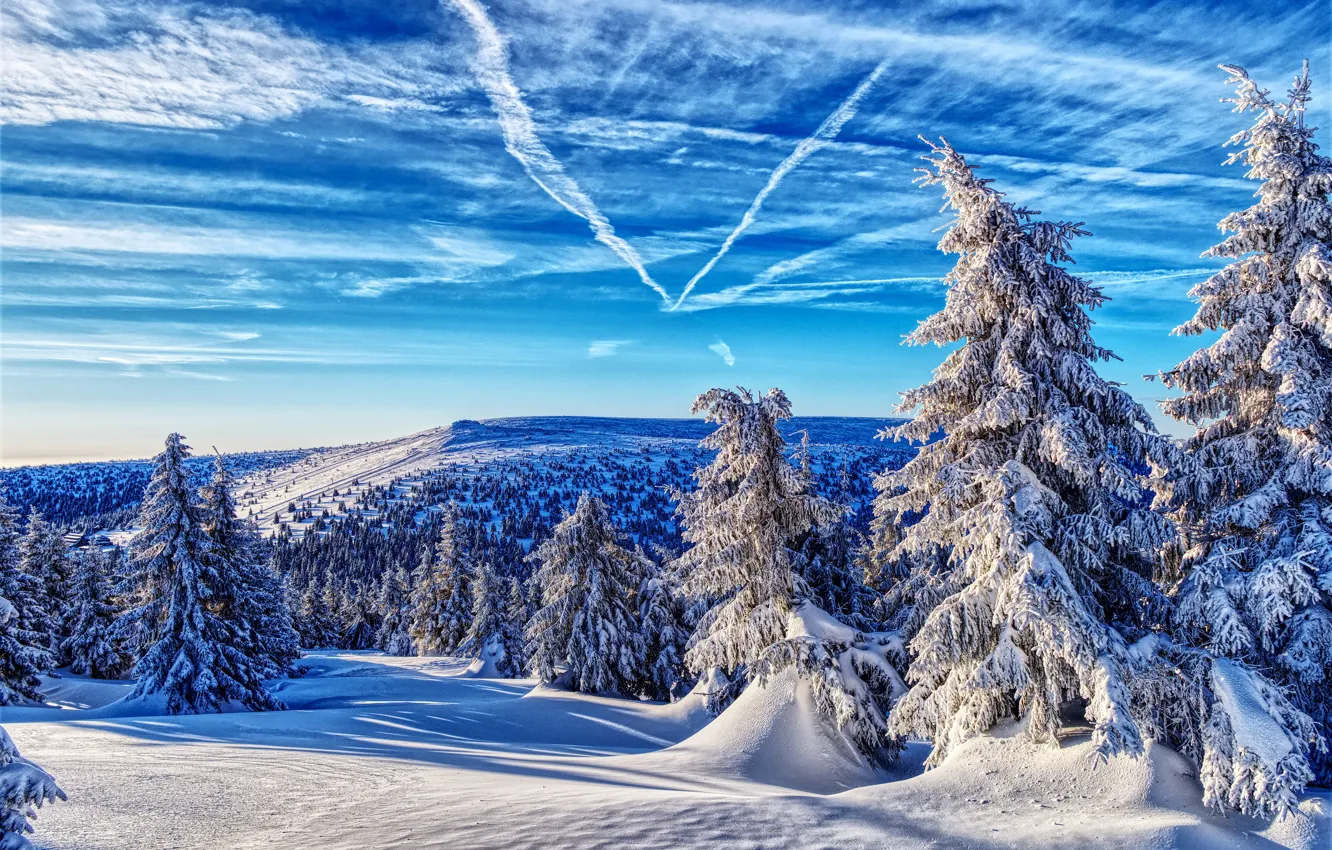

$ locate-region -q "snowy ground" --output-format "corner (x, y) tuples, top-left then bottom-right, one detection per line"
(3, 652), (1326, 850)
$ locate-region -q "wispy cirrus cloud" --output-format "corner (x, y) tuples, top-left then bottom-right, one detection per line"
(587, 339), (633, 358)
(0, 0), (463, 129)
(708, 340), (735, 366)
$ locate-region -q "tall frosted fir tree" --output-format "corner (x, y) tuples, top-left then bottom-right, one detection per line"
(880, 139), (1173, 768)
(527, 494), (646, 695)
(409, 507), (473, 655)
(674, 389), (842, 682)
(0, 725), (65, 850)
(1154, 63), (1331, 797)
(0, 498), (54, 705)
(200, 454), (300, 678)
(117, 433), (281, 713)
(676, 389), (903, 761)
(502, 576), (530, 677)
(292, 574), (339, 649)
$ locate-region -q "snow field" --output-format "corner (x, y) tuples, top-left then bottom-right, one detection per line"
(5, 652), (1326, 850)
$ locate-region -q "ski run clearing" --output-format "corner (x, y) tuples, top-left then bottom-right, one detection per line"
(4, 651), (1327, 850)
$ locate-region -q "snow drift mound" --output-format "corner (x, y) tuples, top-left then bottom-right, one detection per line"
(639, 666), (879, 794)
(837, 725), (1330, 850)
(456, 636), (511, 679)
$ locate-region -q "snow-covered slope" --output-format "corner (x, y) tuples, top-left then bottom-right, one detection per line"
(7, 652), (1326, 850)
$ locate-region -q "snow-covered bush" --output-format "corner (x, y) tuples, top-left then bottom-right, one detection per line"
(527, 493), (646, 695)
(880, 139), (1173, 767)
(0, 725), (65, 850)
(61, 548), (128, 679)
(116, 433), (282, 713)
(753, 602), (907, 766)
(1128, 634), (1320, 817)
(463, 564), (525, 678)
(1152, 63), (1331, 788)
(409, 507), (474, 655)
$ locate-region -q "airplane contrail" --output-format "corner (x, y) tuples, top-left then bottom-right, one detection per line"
(669, 60), (890, 312)
(445, 0), (671, 304)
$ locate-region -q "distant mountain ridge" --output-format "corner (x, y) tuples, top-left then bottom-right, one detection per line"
(0, 416), (913, 529)
(453, 415), (907, 446)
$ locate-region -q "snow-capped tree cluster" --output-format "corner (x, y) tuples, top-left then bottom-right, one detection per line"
(527, 493), (650, 694)
(0, 435), (303, 717)
(860, 62), (1329, 819)
(0, 449), (315, 528)
(115, 436), (299, 713)
(259, 428), (891, 699)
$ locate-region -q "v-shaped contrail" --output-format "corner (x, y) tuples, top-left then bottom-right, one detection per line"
(449, 0), (885, 311)
(446, 0), (671, 305)
(668, 59), (890, 312)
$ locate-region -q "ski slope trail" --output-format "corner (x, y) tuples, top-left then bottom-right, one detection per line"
(5, 652), (1325, 850)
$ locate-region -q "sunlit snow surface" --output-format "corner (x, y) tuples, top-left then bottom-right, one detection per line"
(3, 652), (1327, 849)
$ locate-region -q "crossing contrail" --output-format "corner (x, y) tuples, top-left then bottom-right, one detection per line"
(669, 60), (890, 311)
(446, 0), (671, 304)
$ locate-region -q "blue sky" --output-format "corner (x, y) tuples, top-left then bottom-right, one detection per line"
(2, 0), (1329, 464)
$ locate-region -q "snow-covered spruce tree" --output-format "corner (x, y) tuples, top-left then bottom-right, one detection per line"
(676, 389), (842, 681)
(116, 433), (281, 713)
(502, 576), (530, 676)
(1151, 63), (1331, 796)
(409, 508), (473, 655)
(199, 454), (299, 677)
(60, 548), (128, 679)
(880, 139), (1174, 769)
(293, 574), (339, 649)
(676, 389), (905, 762)
(462, 564), (524, 677)
(0, 725), (65, 850)
(16, 512), (68, 659)
(526, 494), (646, 695)
(0, 500), (55, 705)
(375, 566), (415, 656)
(340, 587), (381, 650)
(638, 563), (691, 701)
